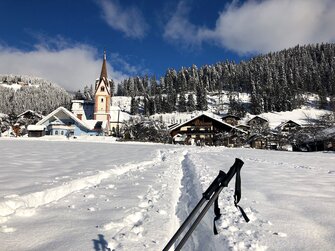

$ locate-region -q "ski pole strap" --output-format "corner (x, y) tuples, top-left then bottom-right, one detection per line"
(234, 166), (250, 223)
(213, 189), (221, 235)
(213, 164), (249, 235)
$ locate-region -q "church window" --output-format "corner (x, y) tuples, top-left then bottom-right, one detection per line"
(101, 86), (105, 92)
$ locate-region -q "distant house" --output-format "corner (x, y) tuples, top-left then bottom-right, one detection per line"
(36, 107), (107, 136)
(276, 120), (301, 134)
(17, 110), (43, 122)
(236, 124), (251, 133)
(246, 133), (279, 150)
(247, 116), (269, 128)
(27, 125), (46, 137)
(169, 113), (247, 146)
(221, 115), (241, 126)
(14, 110), (44, 136)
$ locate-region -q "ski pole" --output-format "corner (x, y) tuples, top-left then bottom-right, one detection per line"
(162, 197), (207, 251)
(163, 168), (228, 251)
(174, 185), (225, 251)
(163, 158), (244, 251)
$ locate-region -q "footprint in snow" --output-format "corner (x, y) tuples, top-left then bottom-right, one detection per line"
(273, 232), (287, 237)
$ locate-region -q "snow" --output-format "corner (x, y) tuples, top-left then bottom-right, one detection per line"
(243, 107), (331, 129)
(0, 138), (334, 251)
(27, 125), (45, 131)
(112, 94), (330, 129)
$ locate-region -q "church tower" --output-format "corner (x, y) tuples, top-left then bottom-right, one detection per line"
(94, 50), (112, 122)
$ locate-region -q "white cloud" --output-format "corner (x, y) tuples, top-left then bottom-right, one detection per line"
(164, 0), (335, 54)
(97, 0), (149, 39)
(0, 40), (129, 92)
(163, 1), (210, 49)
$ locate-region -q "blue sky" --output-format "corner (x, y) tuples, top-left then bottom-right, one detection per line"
(0, 0), (335, 91)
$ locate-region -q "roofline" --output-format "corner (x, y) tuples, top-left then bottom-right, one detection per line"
(17, 109), (43, 118)
(36, 106), (92, 130)
(169, 113), (247, 134)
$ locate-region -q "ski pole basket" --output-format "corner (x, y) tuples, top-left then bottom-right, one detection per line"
(163, 158), (249, 251)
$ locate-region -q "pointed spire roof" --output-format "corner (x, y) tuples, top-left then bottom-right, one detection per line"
(99, 50), (108, 81)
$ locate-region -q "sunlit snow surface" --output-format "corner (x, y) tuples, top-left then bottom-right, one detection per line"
(0, 138), (334, 251)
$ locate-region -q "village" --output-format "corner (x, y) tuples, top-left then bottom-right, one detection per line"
(0, 52), (334, 152)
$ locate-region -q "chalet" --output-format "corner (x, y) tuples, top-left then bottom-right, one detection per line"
(17, 110), (43, 122)
(247, 116), (269, 128)
(276, 120), (301, 134)
(36, 107), (107, 136)
(169, 114), (247, 146)
(221, 115), (240, 126)
(246, 133), (279, 150)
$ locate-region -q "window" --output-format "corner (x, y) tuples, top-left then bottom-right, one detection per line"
(55, 130), (59, 135)
(61, 131), (64, 135)
(101, 98), (104, 103)
(101, 86), (105, 92)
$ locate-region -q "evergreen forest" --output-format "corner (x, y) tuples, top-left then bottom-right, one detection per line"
(116, 43), (335, 115)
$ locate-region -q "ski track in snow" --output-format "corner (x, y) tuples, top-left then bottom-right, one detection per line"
(1, 141), (333, 251)
(0, 147), (186, 251)
(180, 150), (268, 251)
(100, 149), (186, 250)
(0, 150), (165, 227)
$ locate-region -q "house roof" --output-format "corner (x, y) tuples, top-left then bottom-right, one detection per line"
(17, 110), (43, 119)
(221, 114), (241, 120)
(27, 125), (46, 131)
(36, 106), (92, 130)
(169, 113), (247, 134)
(247, 115), (269, 124)
(275, 120), (301, 129)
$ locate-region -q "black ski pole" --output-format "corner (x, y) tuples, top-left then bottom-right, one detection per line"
(162, 197), (207, 251)
(163, 170), (225, 251)
(174, 185), (225, 251)
(162, 158), (244, 251)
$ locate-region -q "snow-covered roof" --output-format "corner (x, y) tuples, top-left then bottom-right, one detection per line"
(36, 107), (91, 130)
(17, 110), (43, 118)
(275, 120), (301, 130)
(169, 113), (247, 134)
(27, 125), (46, 131)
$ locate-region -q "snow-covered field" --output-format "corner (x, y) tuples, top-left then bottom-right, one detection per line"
(0, 138), (334, 251)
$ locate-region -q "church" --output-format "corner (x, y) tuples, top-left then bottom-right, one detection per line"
(35, 51), (126, 137)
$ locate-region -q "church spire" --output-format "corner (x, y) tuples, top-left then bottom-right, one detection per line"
(100, 49), (107, 81)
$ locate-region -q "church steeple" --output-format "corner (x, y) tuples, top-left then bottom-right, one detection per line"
(99, 49), (108, 81)
(94, 50), (112, 124)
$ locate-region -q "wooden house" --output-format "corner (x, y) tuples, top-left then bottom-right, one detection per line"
(221, 115), (241, 126)
(276, 120), (301, 134)
(169, 114), (247, 146)
(247, 116), (269, 128)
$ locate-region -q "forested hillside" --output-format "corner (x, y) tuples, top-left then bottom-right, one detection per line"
(0, 75), (72, 115)
(117, 43), (335, 115)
